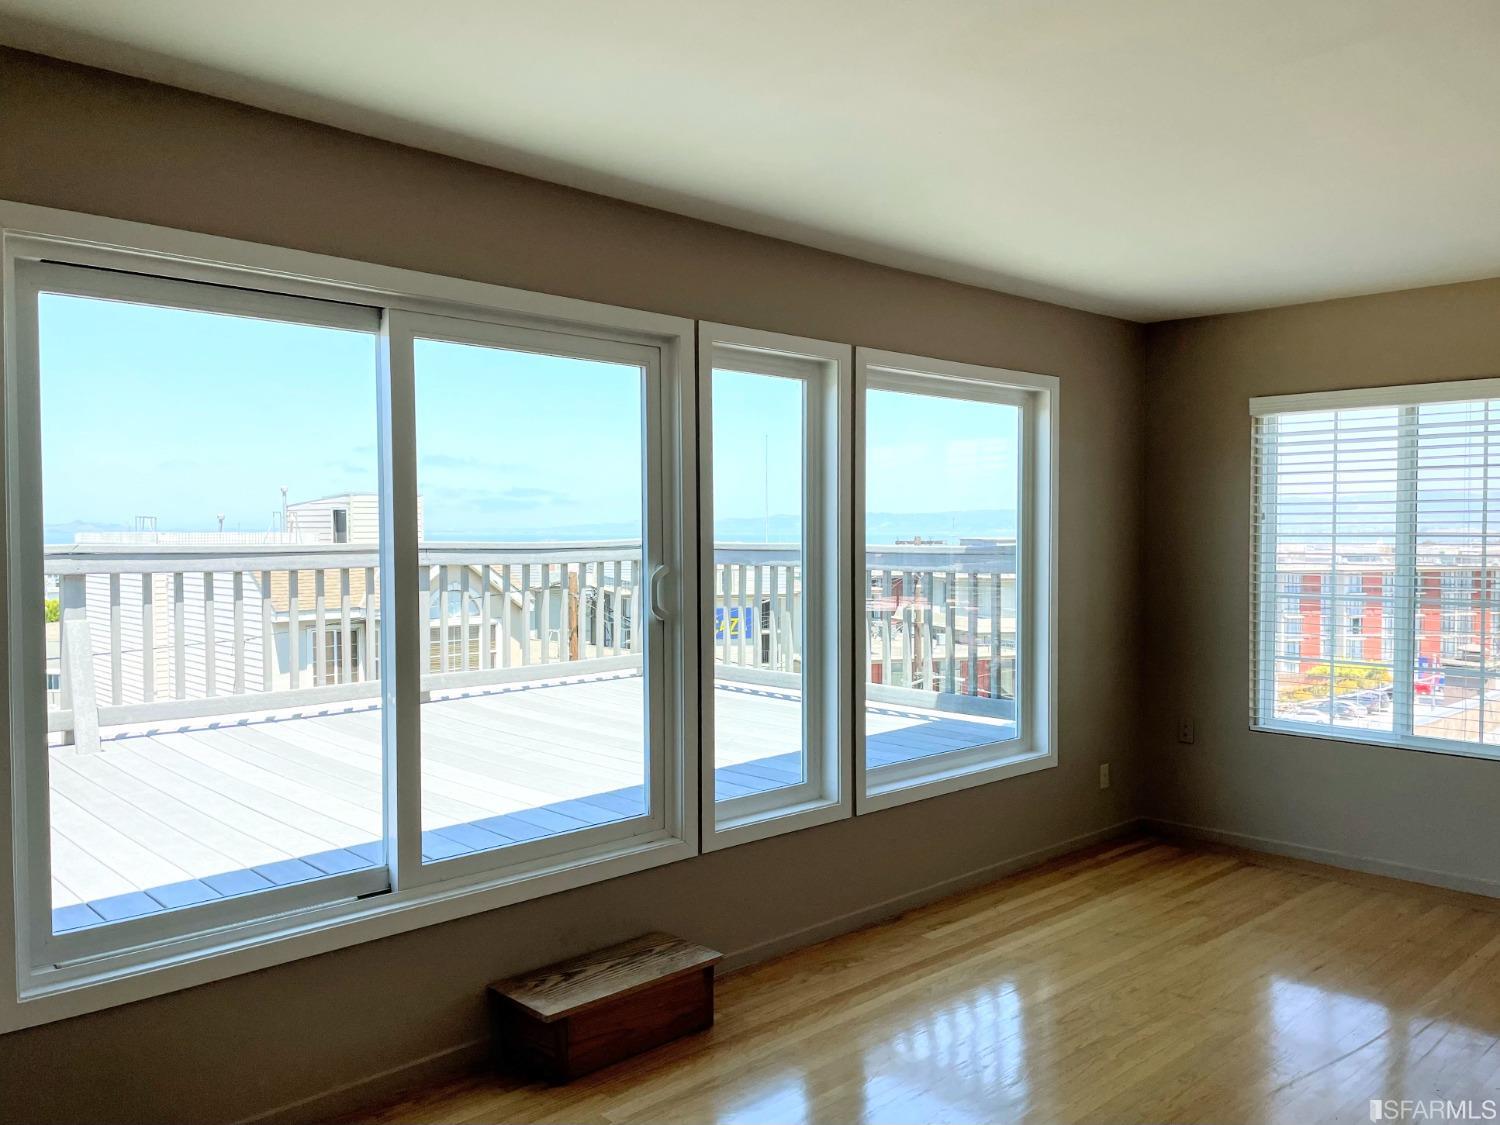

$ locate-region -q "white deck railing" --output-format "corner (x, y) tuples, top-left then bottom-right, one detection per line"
(46, 542), (648, 752)
(865, 563), (1017, 705)
(45, 539), (1017, 751)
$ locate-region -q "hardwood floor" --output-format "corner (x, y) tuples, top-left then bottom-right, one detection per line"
(350, 838), (1500, 1125)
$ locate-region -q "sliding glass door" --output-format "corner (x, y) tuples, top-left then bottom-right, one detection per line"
(9, 247), (696, 983)
(412, 334), (648, 858)
(23, 262), (388, 959)
(385, 312), (680, 885)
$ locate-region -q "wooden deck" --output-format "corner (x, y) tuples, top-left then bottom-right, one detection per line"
(47, 672), (1013, 932)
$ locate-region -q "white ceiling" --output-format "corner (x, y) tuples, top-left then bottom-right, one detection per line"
(3, 0), (1499, 322)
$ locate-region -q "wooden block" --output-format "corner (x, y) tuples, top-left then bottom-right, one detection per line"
(488, 932), (721, 1082)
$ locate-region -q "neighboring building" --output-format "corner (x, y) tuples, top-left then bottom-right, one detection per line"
(1273, 542), (1500, 679)
(285, 492), (423, 544)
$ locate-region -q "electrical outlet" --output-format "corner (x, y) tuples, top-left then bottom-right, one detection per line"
(1098, 763), (1110, 789)
(1178, 717), (1196, 744)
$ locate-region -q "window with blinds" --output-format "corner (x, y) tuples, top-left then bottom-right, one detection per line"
(1251, 381), (1500, 758)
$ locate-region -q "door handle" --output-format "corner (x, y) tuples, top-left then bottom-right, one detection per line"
(649, 565), (671, 623)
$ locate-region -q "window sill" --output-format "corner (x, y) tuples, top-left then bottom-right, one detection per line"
(703, 791), (851, 852)
(1252, 720), (1500, 763)
(6, 827), (694, 1034)
(859, 743), (1056, 814)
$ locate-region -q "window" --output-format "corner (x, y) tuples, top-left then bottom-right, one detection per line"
(25, 263), (388, 965)
(697, 325), (851, 849)
(1251, 382), (1500, 757)
(2, 205), (695, 1030)
(855, 350), (1057, 810)
(1280, 612), (1302, 660)
(321, 626), (361, 683)
(403, 315), (663, 876)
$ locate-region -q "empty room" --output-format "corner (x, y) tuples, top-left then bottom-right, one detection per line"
(0, 3), (1497, 1123)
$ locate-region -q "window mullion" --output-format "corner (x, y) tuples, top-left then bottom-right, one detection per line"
(378, 309), (424, 889)
(1392, 404), (1418, 739)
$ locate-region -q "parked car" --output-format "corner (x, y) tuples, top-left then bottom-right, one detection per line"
(1298, 699), (1365, 721)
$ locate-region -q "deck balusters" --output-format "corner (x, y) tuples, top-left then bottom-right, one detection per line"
(990, 574), (1001, 700)
(108, 574), (123, 706)
(519, 564), (532, 667)
(459, 564), (472, 670)
(340, 569), (354, 683)
(499, 564), (513, 668)
(362, 567), (375, 681)
(204, 572), (217, 696)
(900, 572), (914, 689)
(313, 569), (327, 686)
(233, 572), (247, 695)
(437, 564), (451, 673)
(173, 572), (187, 699)
(479, 564), (492, 671)
(260, 570), (274, 692)
(972, 573), (984, 696)
(287, 569), (301, 690)
(539, 565), (553, 665)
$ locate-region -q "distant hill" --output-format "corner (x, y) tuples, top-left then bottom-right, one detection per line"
(43, 519), (130, 545)
(47, 509), (1021, 546)
(862, 508), (1018, 543)
(1271, 488), (1500, 542)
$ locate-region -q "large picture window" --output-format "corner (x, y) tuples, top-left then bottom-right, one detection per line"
(855, 350), (1057, 810)
(0, 203), (1058, 1033)
(1252, 381), (1500, 759)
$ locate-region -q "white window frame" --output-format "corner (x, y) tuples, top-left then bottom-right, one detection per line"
(12, 260), (392, 973)
(1250, 378), (1500, 761)
(697, 324), (852, 851)
(853, 349), (1058, 813)
(391, 310), (680, 886)
(0, 200), (698, 1032)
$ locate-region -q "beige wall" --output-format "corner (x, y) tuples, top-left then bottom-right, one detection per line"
(1144, 281), (1500, 891)
(0, 49), (1146, 1124)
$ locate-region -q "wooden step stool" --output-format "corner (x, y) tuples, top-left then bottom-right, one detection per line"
(488, 932), (721, 1082)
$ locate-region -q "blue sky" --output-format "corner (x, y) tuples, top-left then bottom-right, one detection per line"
(413, 337), (643, 538)
(712, 367), (802, 541)
(40, 293), (1021, 543)
(865, 388), (1019, 531)
(40, 294), (379, 537)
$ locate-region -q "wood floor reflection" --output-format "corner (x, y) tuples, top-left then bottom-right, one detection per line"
(352, 838), (1500, 1124)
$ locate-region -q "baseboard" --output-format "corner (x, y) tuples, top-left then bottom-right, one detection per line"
(717, 817), (1144, 973)
(1145, 817), (1500, 900)
(236, 816), (1143, 1125)
(234, 1036), (489, 1125)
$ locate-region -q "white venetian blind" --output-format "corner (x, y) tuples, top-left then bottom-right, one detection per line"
(1251, 381), (1500, 758)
